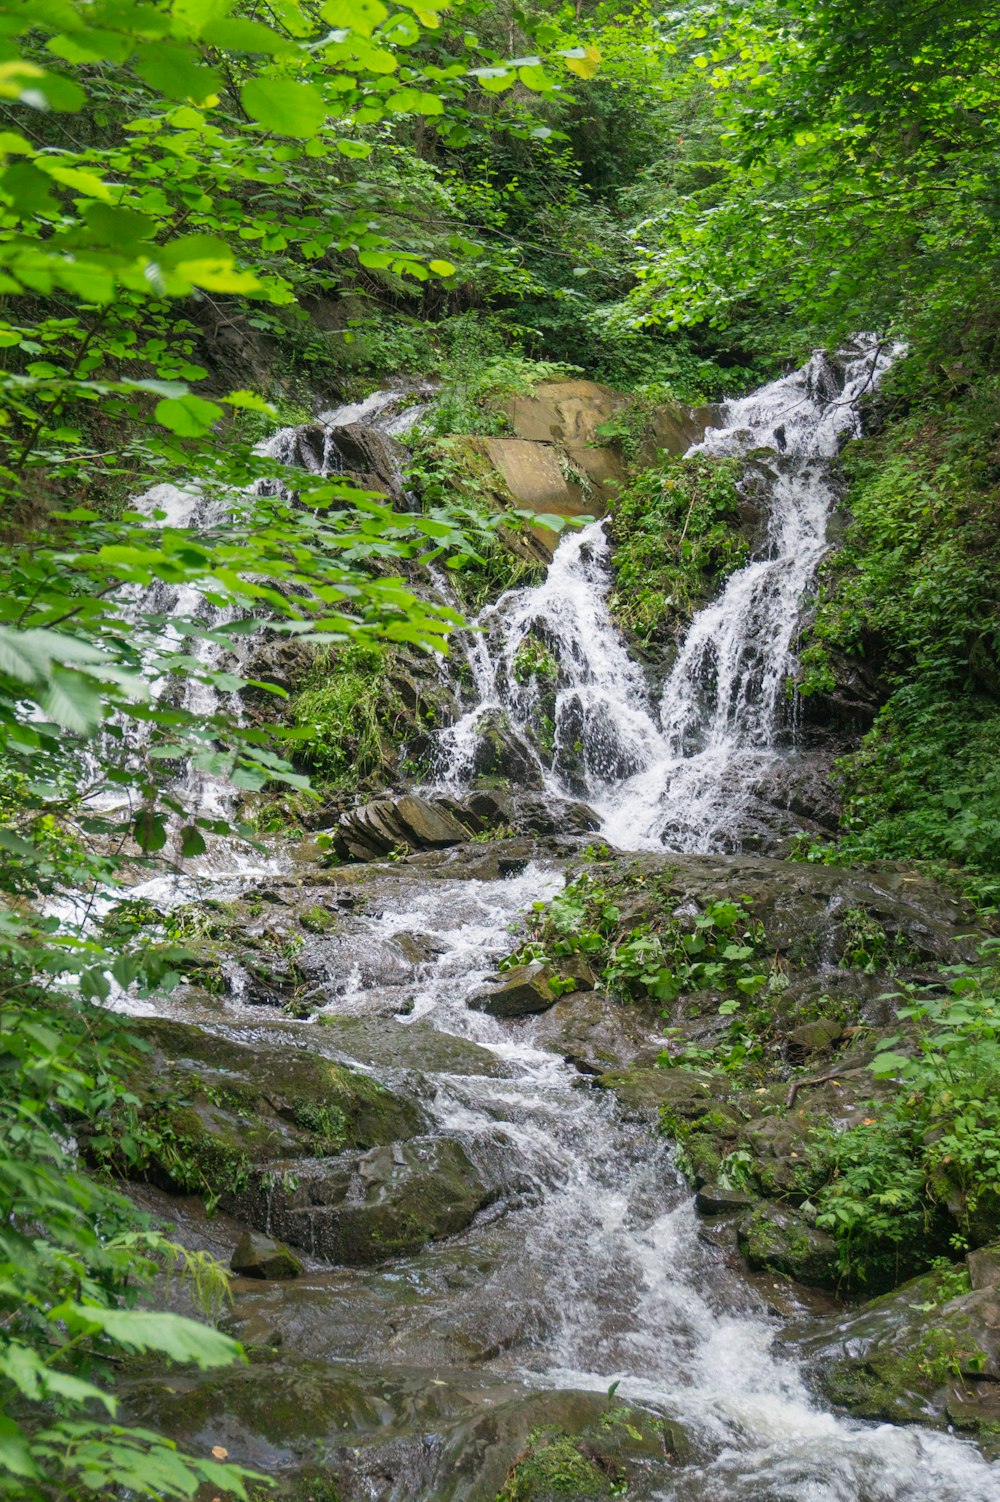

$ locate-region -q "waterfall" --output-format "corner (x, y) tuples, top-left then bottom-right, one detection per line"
(434, 341), (898, 851)
(93, 387), (431, 831)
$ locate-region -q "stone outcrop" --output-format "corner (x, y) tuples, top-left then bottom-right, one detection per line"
(330, 788), (600, 861)
(800, 1265), (1000, 1451)
(231, 1231), (303, 1281)
(445, 380), (719, 558)
(469, 963), (559, 1018)
(272, 420), (405, 500)
(236, 1137), (497, 1264)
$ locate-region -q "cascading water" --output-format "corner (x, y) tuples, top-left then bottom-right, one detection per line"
(100, 350), (1000, 1499)
(94, 387), (430, 830)
(435, 341), (897, 852)
(126, 860), (999, 1500)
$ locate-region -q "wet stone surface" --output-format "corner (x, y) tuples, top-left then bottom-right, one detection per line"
(112, 848), (1000, 1499)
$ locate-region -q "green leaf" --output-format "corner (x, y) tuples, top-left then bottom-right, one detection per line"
(154, 394), (223, 437)
(321, 0), (389, 36)
(241, 77), (327, 138)
(133, 811), (168, 853)
(0, 1415), (39, 1480)
(54, 1305), (242, 1370)
(201, 18), (292, 55)
(38, 668), (103, 735)
(180, 825), (207, 858)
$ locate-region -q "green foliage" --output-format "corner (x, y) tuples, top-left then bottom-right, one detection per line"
(607, 454), (748, 643)
(421, 322), (584, 437)
(0, 997), (259, 1499)
(512, 637), (558, 686)
(626, 1), (1000, 371)
(509, 869), (772, 1016)
(795, 389), (1000, 881)
(293, 643), (401, 791)
(808, 944), (1000, 1283)
(0, 5), (604, 1493)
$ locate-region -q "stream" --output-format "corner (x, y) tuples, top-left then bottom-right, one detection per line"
(111, 347), (1000, 1498)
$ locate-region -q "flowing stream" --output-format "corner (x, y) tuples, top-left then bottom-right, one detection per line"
(308, 868), (999, 1501)
(436, 342), (897, 851)
(110, 349), (1000, 1496)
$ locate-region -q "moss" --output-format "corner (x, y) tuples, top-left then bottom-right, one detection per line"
(292, 643), (401, 792)
(496, 1431), (614, 1502)
(299, 904), (338, 934)
(115, 1019), (425, 1206)
(607, 452), (749, 645)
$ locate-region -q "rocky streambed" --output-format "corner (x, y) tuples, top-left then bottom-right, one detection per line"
(108, 834), (1000, 1501)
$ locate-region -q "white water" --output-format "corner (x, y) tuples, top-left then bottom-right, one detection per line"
(89, 387), (430, 832)
(179, 862), (995, 1501)
(102, 352), (1000, 1496)
(436, 342), (898, 851)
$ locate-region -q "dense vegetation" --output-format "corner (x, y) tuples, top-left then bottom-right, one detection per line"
(3, 0), (1000, 1493)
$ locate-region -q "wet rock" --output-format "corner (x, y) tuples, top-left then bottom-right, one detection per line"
(738, 1203), (840, 1289)
(117, 1018), (426, 1203)
(469, 709), (545, 789)
(554, 954), (596, 992)
(239, 1137), (497, 1264)
(800, 1267), (1000, 1448)
(750, 753), (842, 834)
(530, 993), (660, 1075)
(393, 793), (474, 847)
(123, 1363), (693, 1502)
(785, 1017), (843, 1055)
(695, 1184), (756, 1216)
(595, 1066), (712, 1118)
(969, 1242), (1000, 1291)
(494, 1395), (683, 1501)
(282, 420), (406, 499)
(794, 645), (886, 739)
(511, 795), (601, 837)
(469, 963), (558, 1018)
(444, 1388), (695, 1502)
(329, 789), (601, 863)
(231, 1231), (302, 1281)
(314, 1015), (508, 1077)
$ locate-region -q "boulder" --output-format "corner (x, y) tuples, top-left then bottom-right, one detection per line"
(969, 1242), (1000, 1291)
(738, 1203), (840, 1289)
(314, 1015), (508, 1077)
(231, 1231), (302, 1281)
(237, 1137), (497, 1264)
(470, 963), (558, 1018)
(332, 792), (475, 860)
(695, 1184), (756, 1216)
(122, 1366), (695, 1502)
(393, 793), (474, 847)
(800, 1267), (1000, 1448)
(555, 955), (597, 992)
(469, 710), (545, 789)
(530, 992), (658, 1076)
(117, 1018), (426, 1203)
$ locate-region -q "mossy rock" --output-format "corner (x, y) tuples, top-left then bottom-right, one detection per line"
(119, 1019), (425, 1203)
(800, 1268), (1000, 1452)
(496, 1432), (613, 1500)
(314, 1014), (508, 1077)
(235, 1136), (498, 1264)
(738, 1202), (840, 1289)
(495, 1401), (684, 1502)
(596, 1066), (711, 1117)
